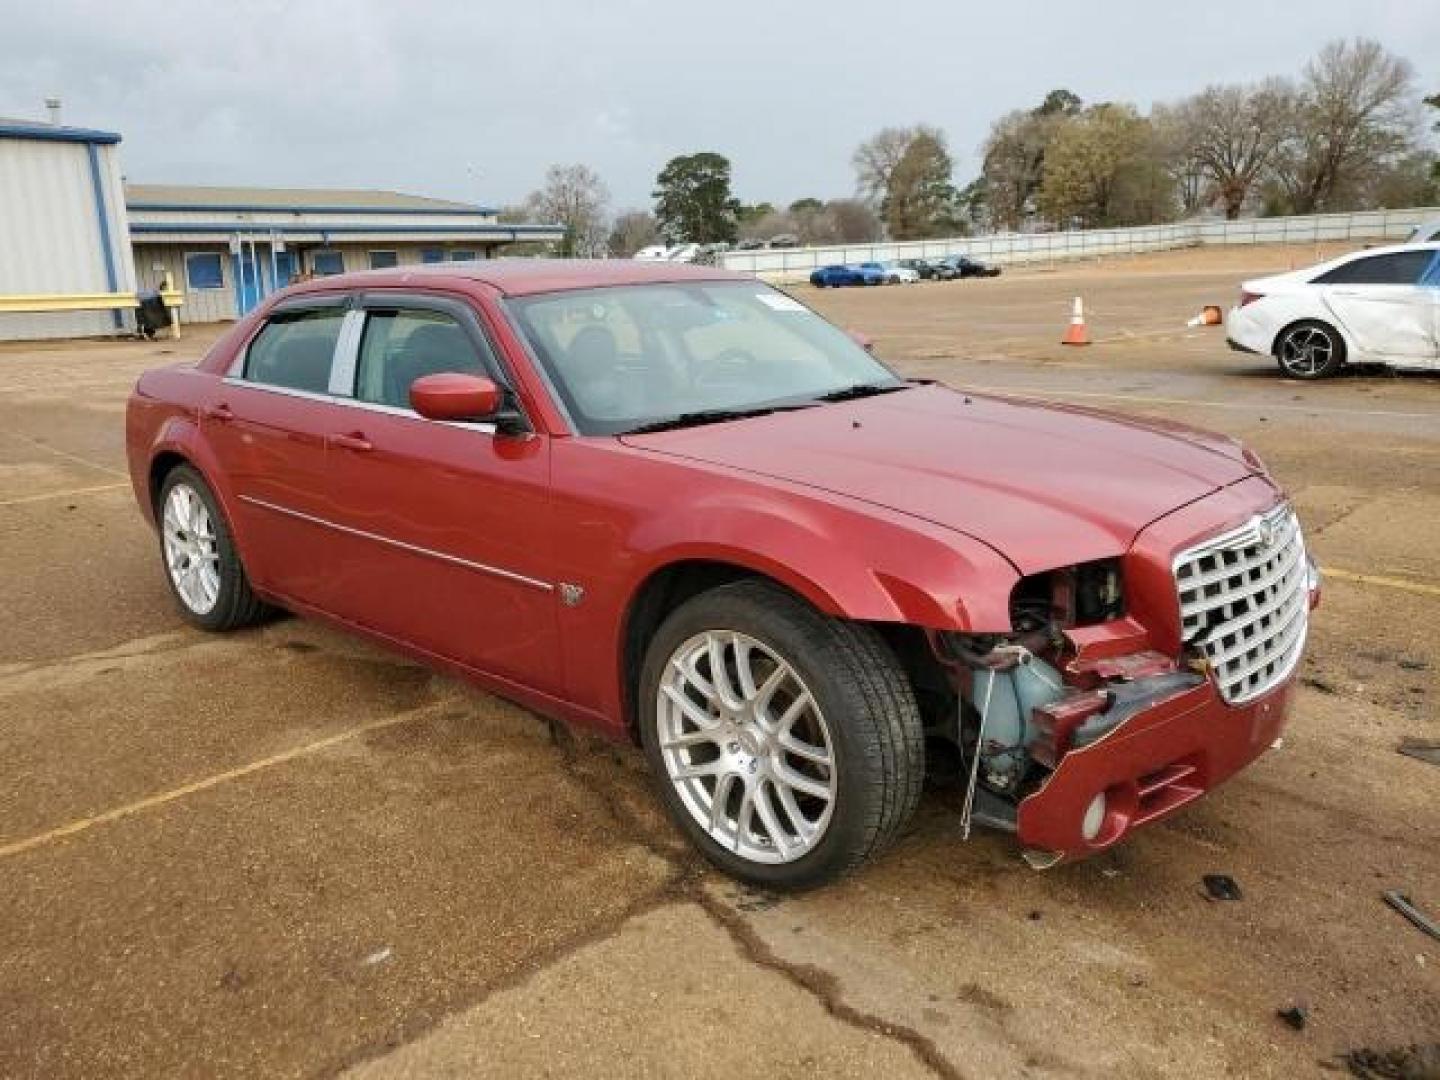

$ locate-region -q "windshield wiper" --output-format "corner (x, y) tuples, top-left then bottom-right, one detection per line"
(621, 405), (808, 435)
(812, 381), (910, 403)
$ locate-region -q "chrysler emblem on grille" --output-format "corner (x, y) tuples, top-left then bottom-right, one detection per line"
(1256, 516), (1278, 547)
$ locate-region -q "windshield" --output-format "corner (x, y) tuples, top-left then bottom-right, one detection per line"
(506, 281), (904, 435)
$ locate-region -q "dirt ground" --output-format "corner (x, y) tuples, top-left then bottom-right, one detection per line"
(1, 243), (1436, 1079)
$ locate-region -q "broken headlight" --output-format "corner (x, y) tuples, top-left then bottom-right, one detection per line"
(1009, 558), (1124, 631)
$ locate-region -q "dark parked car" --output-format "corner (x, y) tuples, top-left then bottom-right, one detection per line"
(937, 255), (1001, 279)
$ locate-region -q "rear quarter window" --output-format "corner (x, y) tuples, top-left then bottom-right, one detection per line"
(243, 308), (346, 394)
(1313, 250), (1433, 285)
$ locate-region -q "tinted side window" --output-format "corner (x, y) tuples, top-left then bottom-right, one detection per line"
(354, 309), (490, 409)
(1313, 250), (1432, 285)
(243, 308), (344, 393)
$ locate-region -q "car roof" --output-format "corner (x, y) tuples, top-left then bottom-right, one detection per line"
(1303, 240), (1440, 274)
(282, 258), (746, 299)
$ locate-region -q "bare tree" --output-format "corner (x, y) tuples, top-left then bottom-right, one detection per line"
(740, 209), (798, 242)
(1150, 104), (1212, 217)
(824, 199), (883, 242)
(852, 126), (943, 205)
(1274, 38), (1417, 213)
(526, 163), (611, 257)
(884, 130), (958, 238)
(1161, 80), (1295, 219)
(607, 209), (659, 257)
(975, 90), (1082, 231)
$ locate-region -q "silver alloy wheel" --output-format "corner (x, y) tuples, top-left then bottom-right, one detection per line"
(162, 483), (221, 615)
(657, 630), (837, 864)
(1278, 325), (1334, 376)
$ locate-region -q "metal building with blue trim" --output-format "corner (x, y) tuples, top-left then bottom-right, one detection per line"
(126, 184), (566, 323)
(1, 108), (565, 339)
(0, 115), (138, 340)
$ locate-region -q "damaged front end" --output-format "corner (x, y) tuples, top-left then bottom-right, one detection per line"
(925, 497), (1319, 866)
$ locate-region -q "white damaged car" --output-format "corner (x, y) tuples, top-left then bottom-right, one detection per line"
(1226, 242), (1440, 378)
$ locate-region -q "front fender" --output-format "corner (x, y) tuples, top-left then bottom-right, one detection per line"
(626, 489), (1019, 632)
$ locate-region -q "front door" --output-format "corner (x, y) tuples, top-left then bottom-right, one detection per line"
(271, 250), (295, 289)
(316, 296), (560, 692)
(234, 251), (263, 316)
(1318, 248), (1439, 364)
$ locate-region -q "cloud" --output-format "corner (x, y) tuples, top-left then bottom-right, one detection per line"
(1, 0), (1435, 207)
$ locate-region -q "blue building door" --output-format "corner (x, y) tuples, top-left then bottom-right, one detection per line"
(273, 251), (294, 288)
(234, 252), (262, 316)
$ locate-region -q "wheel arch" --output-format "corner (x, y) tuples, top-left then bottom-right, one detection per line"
(141, 421), (252, 568)
(614, 545), (999, 741)
(618, 558), (834, 741)
(147, 449), (193, 514)
(1270, 315), (1351, 364)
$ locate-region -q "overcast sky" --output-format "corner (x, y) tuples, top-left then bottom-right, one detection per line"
(2, 1), (1436, 211)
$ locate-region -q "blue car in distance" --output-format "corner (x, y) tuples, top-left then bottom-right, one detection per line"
(809, 263), (886, 287)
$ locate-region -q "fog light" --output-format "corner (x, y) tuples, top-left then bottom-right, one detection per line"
(1080, 792), (1107, 842)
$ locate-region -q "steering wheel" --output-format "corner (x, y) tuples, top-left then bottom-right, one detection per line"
(694, 347), (761, 390)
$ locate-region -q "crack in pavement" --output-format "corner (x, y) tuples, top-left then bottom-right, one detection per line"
(692, 889), (966, 1080)
(344, 715), (966, 1079)
(544, 721), (966, 1080)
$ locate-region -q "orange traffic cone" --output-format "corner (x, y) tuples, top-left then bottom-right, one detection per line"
(1062, 296), (1090, 346)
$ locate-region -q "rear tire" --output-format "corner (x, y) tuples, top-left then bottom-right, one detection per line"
(1275, 320), (1345, 379)
(638, 580), (924, 890)
(157, 465), (268, 632)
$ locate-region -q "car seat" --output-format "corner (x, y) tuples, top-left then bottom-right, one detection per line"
(384, 322), (481, 408)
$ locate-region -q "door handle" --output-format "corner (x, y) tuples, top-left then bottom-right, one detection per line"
(330, 431), (373, 452)
(202, 403), (234, 422)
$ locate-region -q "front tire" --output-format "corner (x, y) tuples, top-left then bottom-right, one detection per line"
(157, 465), (268, 631)
(638, 580), (924, 889)
(1275, 320), (1345, 379)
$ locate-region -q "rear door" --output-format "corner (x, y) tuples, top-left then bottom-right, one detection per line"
(1316, 249), (1438, 364)
(316, 293), (560, 692)
(205, 297), (355, 603)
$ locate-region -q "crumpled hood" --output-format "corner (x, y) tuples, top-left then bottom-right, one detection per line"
(620, 383), (1260, 575)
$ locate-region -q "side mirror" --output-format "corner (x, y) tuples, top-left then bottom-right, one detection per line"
(410, 372), (503, 422)
(846, 328), (874, 353)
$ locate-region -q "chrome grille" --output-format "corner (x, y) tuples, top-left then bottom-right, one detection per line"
(1173, 503), (1309, 705)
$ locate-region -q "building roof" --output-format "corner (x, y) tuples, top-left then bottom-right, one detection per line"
(0, 117), (121, 145)
(125, 184), (495, 215)
(285, 258), (743, 298)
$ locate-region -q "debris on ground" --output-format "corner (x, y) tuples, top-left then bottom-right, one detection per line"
(1397, 738), (1440, 768)
(1276, 1004), (1308, 1031)
(1383, 891), (1440, 944)
(1202, 874), (1243, 902)
(1340, 1043), (1440, 1079)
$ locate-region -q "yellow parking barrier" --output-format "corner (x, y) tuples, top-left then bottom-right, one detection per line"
(0, 283), (185, 338)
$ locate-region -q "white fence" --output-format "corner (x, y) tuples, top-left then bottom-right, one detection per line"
(718, 206), (1440, 283)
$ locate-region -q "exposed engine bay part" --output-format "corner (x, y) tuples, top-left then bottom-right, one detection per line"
(935, 596), (1205, 846)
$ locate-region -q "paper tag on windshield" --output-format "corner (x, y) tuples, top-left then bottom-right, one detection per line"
(757, 293), (805, 312)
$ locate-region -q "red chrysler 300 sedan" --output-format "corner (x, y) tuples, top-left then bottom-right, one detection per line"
(126, 260), (1320, 888)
